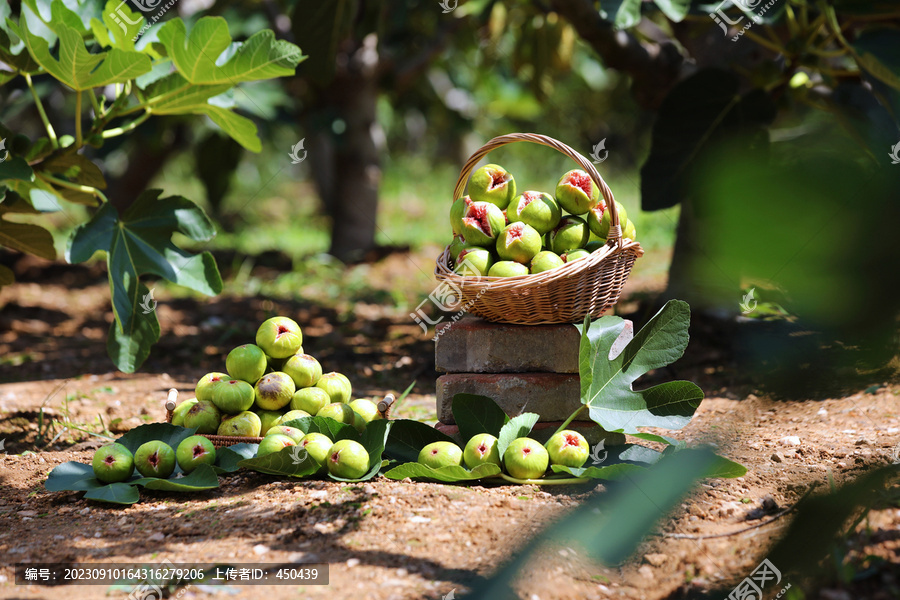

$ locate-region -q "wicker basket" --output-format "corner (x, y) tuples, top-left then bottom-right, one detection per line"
(434, 133), (643, 324)
(163, 389), (395, 449)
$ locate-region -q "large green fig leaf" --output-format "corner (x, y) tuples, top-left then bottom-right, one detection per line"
(156, 17), (304, 85)
(83, 482), (140, 504)
(66, 190), (222, 372)
(238, 445), (321, 478)
(452, 393), (509, 443)
(383, 419), (457, 464)
(577, 300), (703, 434)
(133, 464), (220, 491)
(18, 2), (150, 90)
(384, 462), (501, 483)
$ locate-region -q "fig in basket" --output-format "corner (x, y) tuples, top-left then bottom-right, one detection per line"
(170, 398), (198, 427)
(218, 410), (262, 437)
(460, 201), (506, 247)
(562, 249), (590, 263)
(255, 372), (296, 411)
(555, 169), (600, 215)
(225, 343), (267, 383)
(530, 250), (564, 274)
(450, 196), (474, 235)
(488, 261), (529, 277)
(496, 222), (542, 264)
(468, 164), (517, 210)
(508, 191), (561, 235)
(588, 199), (628, 240)
(183, 400), (222, 434)
(213, 379), (255, 414)
(195, 371), (228, 402)
(454, 247), (494, 277)
(448, 235), (473, 263)
(256, 316), (303, 359)
(548, 215), (590, 255)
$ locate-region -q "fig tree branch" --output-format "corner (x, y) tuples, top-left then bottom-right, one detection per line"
(547, 0), (684, 109)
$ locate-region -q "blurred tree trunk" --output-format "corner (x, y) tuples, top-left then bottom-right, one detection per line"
(304, 37), (381, 263)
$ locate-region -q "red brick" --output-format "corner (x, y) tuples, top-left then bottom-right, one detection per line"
(435, 316), (579, 374)
(436, 373), (584, 423)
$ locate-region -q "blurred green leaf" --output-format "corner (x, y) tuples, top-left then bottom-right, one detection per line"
(653, 0), (691, 22)
(0, 216), (55, 259)
(852, 29), (900, 91)
(466, 449), (728, 599)
(640, 69), (775, 211)
(0, 157), (35, 181)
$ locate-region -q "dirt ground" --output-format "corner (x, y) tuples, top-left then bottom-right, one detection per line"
(1, 252), (899, 600)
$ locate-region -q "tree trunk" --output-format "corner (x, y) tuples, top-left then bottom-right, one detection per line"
(305, 36), (382, 263)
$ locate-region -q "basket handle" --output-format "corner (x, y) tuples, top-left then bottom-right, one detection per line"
(452, 133), (623, 246)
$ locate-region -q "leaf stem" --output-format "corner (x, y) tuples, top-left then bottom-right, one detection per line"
(87, 90), (102, 118)
(554, 405), (586, 437)
(75, 91), (83, 148)
(36, 173), (109, 203)
(499, 473), (591, 486)
(25, 73), (58, 149)
(102, 110), (151, 138)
